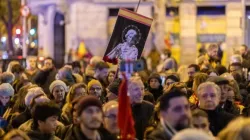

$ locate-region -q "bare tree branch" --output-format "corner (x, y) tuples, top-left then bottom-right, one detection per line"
(0, 16), (8, 26)
(13, 15), (20, 26)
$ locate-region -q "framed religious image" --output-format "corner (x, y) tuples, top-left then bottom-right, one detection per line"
(103, 8), (153, 64)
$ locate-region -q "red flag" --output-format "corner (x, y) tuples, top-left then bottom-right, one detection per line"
(118, 73), (136, 140)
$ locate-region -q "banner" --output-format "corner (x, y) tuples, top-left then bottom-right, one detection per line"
(103, 8), (153, 64)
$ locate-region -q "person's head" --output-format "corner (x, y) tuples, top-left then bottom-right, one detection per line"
(87, 80), (102, 98)
(148, 73), (162, 89)
(159, 89), (191, 131)
(26, 56), (37, 70)
(6, 61), (19, 73)
(25, 87), (46, 108)
(192, 109), (210, 133)
(229, 63), (242, 74)
(125, 29), (137, 45)
(57, 66), (73, 81)
(32, 101), (61, 134)
(0, 72), (15, 84)
(106, 79), (121, 101)
(207, 44), (218, 59)
(76, 96), (103, 130)
(49, 80), (67, 103)
(103, 101), (119, 134)
(94, 62), (109, 80)
(216, 65), (227, 76)
(218, 117), (250, 140)
(192, 73), (209, 93)
(164, 74), (180, 90)
(239, 44), (248, 56)
(227, 86), (235, 102)
(165, 82), (188, 95)
(0, 83), (14, 106)
(172, 129), (215, 140)
(44, 57), (54, 69)
(66, 83), (87, 103)
(71, 61), (81, 74)
(197, 82), (221, 110)
(3, 129), (30, 140)
(206, 76), (230, 103)
(11, 64), (24, 80)
(128, 77), (144, 104)
(107, 71), (116, 84)
(230, 54), (243, 64)
(187, 64), (200, 80)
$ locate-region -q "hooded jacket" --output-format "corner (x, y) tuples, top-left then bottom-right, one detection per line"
(27, 130), (60, 140)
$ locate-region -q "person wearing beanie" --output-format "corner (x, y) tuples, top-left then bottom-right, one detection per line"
(87, 79), (105, 103)
(164, 73), (180, 91)
(106, 79), (121, 101)
(27, 101), (61, 140)
(59, 96), (115, 140)
(0, 83), (14, 116)
(0, 72), (15, 84)
(49, 80), (67, 108)
(207, 76), (240, 115)
(147, 73), (163, 101)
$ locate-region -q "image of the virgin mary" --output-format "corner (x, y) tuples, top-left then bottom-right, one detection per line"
(107, 29), (138, 60)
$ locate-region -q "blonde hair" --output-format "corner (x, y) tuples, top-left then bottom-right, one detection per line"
(218, 117), (250, 140)
(103, 100), (118, 114)
(177, 65), (189, 82)
(172, 129), (215, 140)
(192, 73), (209, 92)
(4, 129), (30, 140)
(206, 44), (218, 52)
(6, 61), (19, 72)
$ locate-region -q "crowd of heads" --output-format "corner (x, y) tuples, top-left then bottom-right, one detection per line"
(1, 44), (250, 140)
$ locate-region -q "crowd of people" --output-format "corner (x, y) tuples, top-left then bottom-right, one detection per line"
(1, 44), (250, 140)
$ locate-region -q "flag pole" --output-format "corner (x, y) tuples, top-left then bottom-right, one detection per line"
(135, 0), (142, 13)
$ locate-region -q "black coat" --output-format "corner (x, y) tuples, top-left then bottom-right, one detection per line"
(147, 86), (163, 102)
(201, 107), (235, 136)
(58, 124), (115, 140)
(11, 109), (31, 128)
(132, 101), (154, 140)
(27, 130), (60, 140)
(33, 68), (57, 95)
(146, 123), (174, 140)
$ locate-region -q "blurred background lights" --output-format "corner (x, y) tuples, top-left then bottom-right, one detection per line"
(30, 42), (36, 48)
(14, 38), (20, 44)
(16, 29), (21, 35)
(30, 28), (36, 35)
(1, 37), (6, 42)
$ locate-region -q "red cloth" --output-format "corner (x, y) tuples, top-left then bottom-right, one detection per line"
(118, 73), (136, 140)
(103, 56), (118, 64)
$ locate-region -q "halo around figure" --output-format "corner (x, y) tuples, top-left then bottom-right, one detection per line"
(122, 25), (142, 45)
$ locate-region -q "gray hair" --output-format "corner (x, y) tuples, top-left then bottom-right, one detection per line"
(197, 82), (221, 97)
(172, 129), (215, 140)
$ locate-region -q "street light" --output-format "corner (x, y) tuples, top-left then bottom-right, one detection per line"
(30, 28), (36, 35)
(14, 38), (20, 44)
(16, 29), (21, 35)
(1, 37), (6, 42)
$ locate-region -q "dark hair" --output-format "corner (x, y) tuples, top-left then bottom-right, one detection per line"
(11, 64), (24, 74)
(32, 101), (61, 129)
(159, 89), (187, 111)
(44, 57), (55, 65)
(95, 62), (109, 71)
(192, 109), (208, 118)
(72, 61), (81, 69)
(231, 71), (242, 84)
(163, 49), (171, 57)
(216, 65), (227, 76)
(188, 64), (200, 72)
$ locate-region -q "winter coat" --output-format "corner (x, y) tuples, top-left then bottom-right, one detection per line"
(58, 124), (115, 140)
(147, 86), (163, 102)
(201, 107), (235, 136)
(27, 130), (60, 140)
(19, 119), (64, 137)
(132, 101), (154, 140)
(143, 91), (155, 104)
(11, 108), (31, 128)
(33, 68), (57, 95)
(60, 103), (72, 125)
(146, 123), (174, 140)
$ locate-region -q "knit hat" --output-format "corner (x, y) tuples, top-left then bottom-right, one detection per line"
(49, 80), (68, 94)
(0, 72), (15, 83)
(206, 76), (229, 85)
(148, 73), (162, 85)
(0, 83), (14, 96)
(107, 79), (121, 95)
(25, 87), (46, 107)
(87, 79), (102, 92)
(76, 96), (102, 116)
(166, 74), (180, 82)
